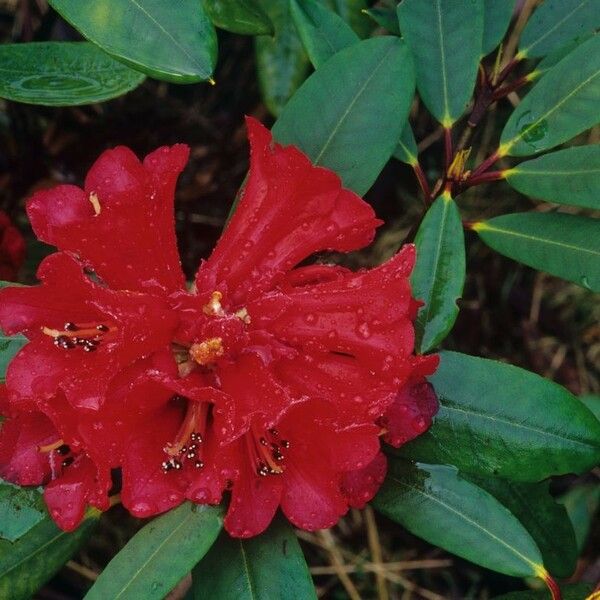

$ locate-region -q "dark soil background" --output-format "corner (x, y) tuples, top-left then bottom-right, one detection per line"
(0, 1), (598, 599)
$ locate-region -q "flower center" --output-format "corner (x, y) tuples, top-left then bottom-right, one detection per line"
(162, 399), (209, 473)
(189, 337), (224, 366)
(38, 439), (74, 469)
(42, 321), (114, 352)
(246, 425), (290, 477)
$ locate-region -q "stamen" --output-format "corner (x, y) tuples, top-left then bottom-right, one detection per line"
(61, 456), (74, 468)
(189, 337), (224, 366)
(202, 291), (225, 317)
(88, 191), (102, 216)
(248, 424), (288, 477)
(163, 402), (209, 458)
(234, 307), (251, 324)
(42, 322), (114, 352)
(39, 439), (65, 453)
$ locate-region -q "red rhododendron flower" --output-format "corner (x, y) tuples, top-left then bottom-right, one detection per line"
(0, 210), (25, 281)
(0, 118), (439, 536)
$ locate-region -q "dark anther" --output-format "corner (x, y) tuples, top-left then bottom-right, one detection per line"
(56, 444), (70, 456)
(272, 449), (284, 462)
(194, 461), (204, 469)
(64, 322), (78, 331)
(83, 344), (98, 352)
(280, 440), (290, 449)
(61, 456), (74, 468)
(96, 324), (109, 332)
(186, 451), (196, 459)
(259, 437), (268, 446)
(179, 446), (187, 454)
(268, 428), (279, 436)
(257, 462), (269, 477)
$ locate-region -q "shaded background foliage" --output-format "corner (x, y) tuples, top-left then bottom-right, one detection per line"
(0, 0), (598, 598)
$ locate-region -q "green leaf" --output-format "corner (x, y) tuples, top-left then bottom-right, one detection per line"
(559, 483), (600, 552)
(482, 0), (516, 56)
(519, 0), (600, 59)
(493, 583), (594, 600)
(325, 0), (372, 37)
(0, 42), (145, 106)
(396, 351), (600, 481)
(254, 0), (310, 116)
(48, 0), (217, 83)
(85, 503), (222, 600)
(397, 0), (484, 126)
(580, 394), (600, 421)
(0, 332), (26, 381)
(469, 478), (577, 578)
(535, 33), (595, 76)
(373, 460), (545, 578)
(192, 516), (316, 600)
(505, 145), (600, 210)
(474, 213), (600, 291)
(393, 123), (418, 165)
(290, 0), (358, 69)
(411, 193), (465, 353)
(273, 36), (415, 195)
(0, 481), (46, 543)
(0, 508), (99, 600)
(203, 0), (273, 35)
(363, 6), (401, 35)
(500, 34), (600, 156)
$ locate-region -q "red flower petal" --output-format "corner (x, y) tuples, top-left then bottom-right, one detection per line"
(196, 117), (380, 306)
(0, 410), (56, 485)
(382, 378), (439, 447)
(341, 452), (387, 509)
(248, 246), (417, 376)
(44, 455), (111, 531)
(27, 144), (188, 294)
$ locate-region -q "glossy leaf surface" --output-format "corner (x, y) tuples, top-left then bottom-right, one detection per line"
(470, 477), (577, 578)
(397, 352), (600, 481)
(482, 0), (516, 55)
(48, 0), (217, 83)
(0, 331), (26, 381)
(501, 34), (600, 156)
(559, 483), (600, 551)
(519, 0), (600, 58)
(0, 42), (144, 106)
(325, 0), (371, 37)
(373, 460), (544, 578)
(203, 0), (273, 35)
(411, 194), (465, 353)
(474, 212), (600, 291)
(192, 516), (316, 600)
(0, 508), (98, 600)
(393, 123), (418, 166)
(364, 5), (400, 35)
(505, 145), (600, 209)
(290, 0), (358, 68)
(85, 504), (222, 600)
(0, 481), (46, 543)
(255, 0), (310, 116)
(397, 0), (484, 125)
(273, 36), (415, 194)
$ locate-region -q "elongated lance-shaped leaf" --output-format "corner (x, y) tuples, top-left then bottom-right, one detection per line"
(519, 0), (600, 59)
(290, 0), (358, 68)
(505, 145), (600, 210)
(468, 477), (577, 578)
(534, 33), (595, 76)
(85, 503), (223, 600)
(393, 123), (418, 166)
(254, 0), (310, 116)
(203, 0), (273, 35)
(273, 36), (415, 195)
(0, 507), (99, 600)
(482, 0), (516, 56)
(0, 42), (145, 106)
(559, 483), (600, 552)
(396, 351), (600, 481)
(0, 480), (46, 543)
(373, 460), (547, 578)
(411, 192), (465, 353)
(325, 0), (372, 37)
(192, 516), (316, 600)
(363, 5), (400, 35)
(473, 212), (600, 291)
(397, 0), (484, 126)
(0, 331), (26, 382)
(500, 34), (600, 156)
(48, 0), (217, 83)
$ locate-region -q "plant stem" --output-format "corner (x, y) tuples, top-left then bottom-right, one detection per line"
(443, 127), (453, 173)
(470, 149), (501, 179)
(413, 163), (432, 204)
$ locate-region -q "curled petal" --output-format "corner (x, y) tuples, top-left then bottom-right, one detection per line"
(196, 117), (380, 305)
(27, 144), (188, 294)
(44, 455), (111, 531)
(0, 410), (56, 485)
(382, 378), (439, 448)
(341, 452), (387, 509)
(248, 246), (418, 376)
